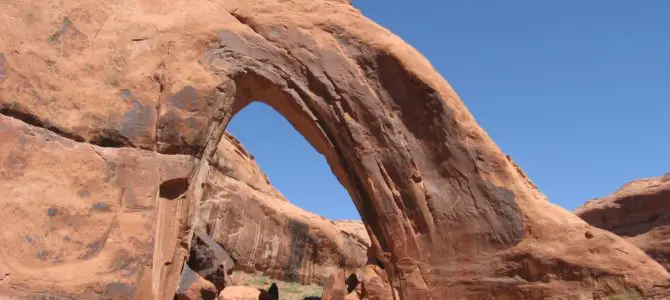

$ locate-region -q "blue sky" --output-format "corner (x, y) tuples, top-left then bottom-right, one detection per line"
(228, 1), (669, 220)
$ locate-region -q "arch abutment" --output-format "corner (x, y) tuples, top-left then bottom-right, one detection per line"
(155, 80), (238, 299)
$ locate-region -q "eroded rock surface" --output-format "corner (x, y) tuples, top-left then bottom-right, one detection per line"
(198, 133), (370, 285)
(321, 265), (393, 300)
(1, 0), (669, 298)
(576, 174), (670, 271)
(175, 271), (218, 300)
(321, 269), (347, 300)
(0, 114), (196, 298)
(360, 265), (393, 300)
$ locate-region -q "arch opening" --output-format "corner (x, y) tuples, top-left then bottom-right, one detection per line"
(227, 101), (359, 220)
(179, 76), (384, 294)
(174, 69), (402, 298)
(224, 71), (387, 250)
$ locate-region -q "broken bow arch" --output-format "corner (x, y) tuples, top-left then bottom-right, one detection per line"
(1, 0), (667, 298)
(162, 8), (527, 299)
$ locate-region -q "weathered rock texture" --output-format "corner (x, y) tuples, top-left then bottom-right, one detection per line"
(360, 265), (393, 300)
(181, 232), (235, 293)
(576, 174), (670, 271)
(175, 272), (218, 300)
(0, 114), (196, 298)
(321, 264), (393, 300)
(321, 269), (348, 300)
(1, 0), (669, 299)
(199, 133), (370, 284)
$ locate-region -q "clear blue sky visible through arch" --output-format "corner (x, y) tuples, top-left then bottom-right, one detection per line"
(228, 102), (360, 220)
(227, 1), (670, 220)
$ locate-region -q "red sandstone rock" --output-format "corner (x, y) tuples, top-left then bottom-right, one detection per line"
(321, 269), (347, 300)
(576, 174), (670, 271)
(218, 286), (260, 300)
(628, 227), (670, 272)
(175, 273), (218, 300)
(325, 264), (392, 300)
(1, 0), (669, 298)
(218, 283), (277, 300)
(360, 265), (392, 300)
(0, 114), (195, 298)
(199, 133), (370, 285)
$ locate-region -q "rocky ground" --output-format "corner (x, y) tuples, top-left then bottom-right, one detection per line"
(229, 271), (322, 300)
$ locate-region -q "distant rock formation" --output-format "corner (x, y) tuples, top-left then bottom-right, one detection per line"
(576, 174), (670, 271)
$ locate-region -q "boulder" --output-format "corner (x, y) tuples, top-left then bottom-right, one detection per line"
(218, 283), (277, 300)
(186, 232), (235, 291)
(1, 0), (669, 298)
(175, 272), (218, 300)
(576, 174), (670, 271)
(218, 286), (260, 300)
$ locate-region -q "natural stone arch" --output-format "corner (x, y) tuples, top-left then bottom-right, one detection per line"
(157, 8), (527, 300)
(0, 0), (667, 299)
(161, 3), (668, 298)
(176, 30), (523, 300)
(150, 2), (670, 299)
(207, 60), (528, 299)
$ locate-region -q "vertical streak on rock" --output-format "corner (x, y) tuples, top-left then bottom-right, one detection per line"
(156, 81), (237, 299)
(152, 180), (186, 299)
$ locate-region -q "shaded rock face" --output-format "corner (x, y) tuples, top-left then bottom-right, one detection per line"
(185, 233), (235, 292)
(198, 133), (370, 285)
(321, 265), (393, 300)
(360, 265), (393, 300)
(175, 271), (218, 300)
(0, 0), (669, 299)
(576, 174), (670, 271)
(0, 114), (196, 298)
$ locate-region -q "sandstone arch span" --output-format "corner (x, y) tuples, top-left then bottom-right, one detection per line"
(0, 0), (668, 299)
